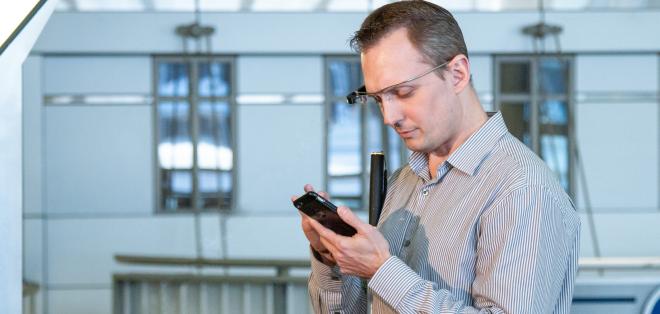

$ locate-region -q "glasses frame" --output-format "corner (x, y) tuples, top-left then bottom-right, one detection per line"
(346, 60), (450, 105)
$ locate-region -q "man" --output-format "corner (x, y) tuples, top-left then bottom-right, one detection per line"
(296, 1), (580, 313)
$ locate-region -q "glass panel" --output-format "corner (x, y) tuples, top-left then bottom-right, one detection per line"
(387, 127), (403, 172)
(333, 197), (362, 211)
(161, 170), (192, 211)
(157, 101), (192, 169)
(197, 101), (232, 170)
(540, 135), (569, 191)
(328, 176), (362, 197)
(539, 58), (568, 95)
(328, 101), (361, 176)
(540, 100), (568, 126)
(198, 170), (232, 209)
(158, 62), (189, 97)
(500, 102), (531, 147)
(500, 62), (530, 94)
(329, 60), (363, 97)
(366, 101), (383, 154)
(198, 62), (230, 97)
(540, 100), (570, 192)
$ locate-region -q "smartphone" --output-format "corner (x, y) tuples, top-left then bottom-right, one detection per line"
(293, 191), (357, 236)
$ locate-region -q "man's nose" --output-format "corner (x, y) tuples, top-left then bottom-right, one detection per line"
(380, 98), (403, 127)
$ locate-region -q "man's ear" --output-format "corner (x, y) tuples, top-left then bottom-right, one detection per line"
(448, 54), (470, 94)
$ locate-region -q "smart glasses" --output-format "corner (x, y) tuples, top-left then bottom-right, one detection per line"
(346, 60), (449, 105)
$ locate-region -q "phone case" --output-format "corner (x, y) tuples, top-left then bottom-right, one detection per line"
(293, 191), (357, 236)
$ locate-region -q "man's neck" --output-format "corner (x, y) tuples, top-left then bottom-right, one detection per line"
(427, 90), (487, 180)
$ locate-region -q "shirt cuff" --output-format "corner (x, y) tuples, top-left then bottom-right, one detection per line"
(368, 256), (421, 309)
(309, 247), (343, 292)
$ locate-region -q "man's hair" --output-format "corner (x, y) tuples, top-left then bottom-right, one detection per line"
(349, 0), (468, 68)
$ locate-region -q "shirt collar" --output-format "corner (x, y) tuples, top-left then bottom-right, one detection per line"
(408, 111), (508, 178)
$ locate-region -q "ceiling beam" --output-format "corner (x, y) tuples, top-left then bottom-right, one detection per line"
(240, 0), (254, 11)
(316, 0), (331, 12)
(62, 0), (77, 11)
(142, 0), (155, 11)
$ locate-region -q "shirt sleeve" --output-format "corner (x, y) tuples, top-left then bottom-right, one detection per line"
(367, 185), (580, 313)
(308, 248), (367, 314)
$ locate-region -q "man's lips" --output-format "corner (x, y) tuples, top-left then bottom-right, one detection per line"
(397, 128), (416, 138)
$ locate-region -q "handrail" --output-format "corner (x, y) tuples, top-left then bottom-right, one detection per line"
(116, 254), (660, 271)
(114, 273), (308, 284)
(115, 254), (310, 268)
(578, 257), (660, 270)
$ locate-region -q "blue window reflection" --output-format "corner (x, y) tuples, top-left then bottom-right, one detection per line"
(328, 101), (361, 176)
(329, 60), (363, 97)
(540, 100), (568, 125)
(541, 135), (569, 190)
(198, 62), (230, 97)
(540, 59), (567, 94)
(197, 102), (232, 171)
(156, 58), (233, 211)
(158, 63), (189, 97)
(158, 101), (192, 169)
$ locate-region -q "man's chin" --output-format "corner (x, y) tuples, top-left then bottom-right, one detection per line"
(402, 138), (424, 152)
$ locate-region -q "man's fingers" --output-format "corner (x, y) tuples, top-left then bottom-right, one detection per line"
(337, 206), (367, 233)
(304, 184), (315, 193)
(308, 216), (342, 243)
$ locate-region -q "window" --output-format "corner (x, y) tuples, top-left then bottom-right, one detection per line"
(494, 55), (573, 193)
(325, 57), (407, 210)
(154, 56), (235, 212)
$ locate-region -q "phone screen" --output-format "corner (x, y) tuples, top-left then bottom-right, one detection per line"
(293, 192), (357, 236)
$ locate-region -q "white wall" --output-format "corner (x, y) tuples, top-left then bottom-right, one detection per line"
(0, 2), (55, 314)
(22, 9), (660, 314)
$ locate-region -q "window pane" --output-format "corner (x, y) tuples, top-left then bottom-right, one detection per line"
(540, 100), (570, 192)
(366, 101), (383, 154)
(539, 58), (568, 95)
(198, 62), (230, 97)
(329, 176), (362, 197)
(328, 101), (361, 176)
(540, 135), (569, 191)
(198, 170), (231, 209)
(500, 102), (532, 147)
(334, 197), (362, 211)
(500, 62), (530, 94)
(329, 60), (363, 97)
(161, 170), (192, 211)
(540, 100), (568, 126)
(387, 127), (403, 172)
(157, 101), (192, 169)
(197, 101), (232, 170)
(158, 62), (189, 97)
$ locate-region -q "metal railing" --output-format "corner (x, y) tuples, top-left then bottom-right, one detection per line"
(114, 255), (311, 314)
(114, 254), (660, 314)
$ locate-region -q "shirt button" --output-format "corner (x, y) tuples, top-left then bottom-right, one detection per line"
(403, 240), (411, 247)
(422, 189), (429, 196)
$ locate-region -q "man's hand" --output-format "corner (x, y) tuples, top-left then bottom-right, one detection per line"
(307, 205), (391, 279)
(293, 184), (336, 266)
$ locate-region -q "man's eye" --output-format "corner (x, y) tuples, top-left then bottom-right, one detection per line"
(394, 87), (414, 98)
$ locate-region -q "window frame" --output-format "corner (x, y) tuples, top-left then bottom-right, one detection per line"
(493, 54), (575, 196)
(152, 54), (237, 213)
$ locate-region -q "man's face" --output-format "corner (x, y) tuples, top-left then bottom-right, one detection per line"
(361, 28), (462, 155)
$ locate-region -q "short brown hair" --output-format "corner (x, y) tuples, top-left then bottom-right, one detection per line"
(349, 0), (468, 68)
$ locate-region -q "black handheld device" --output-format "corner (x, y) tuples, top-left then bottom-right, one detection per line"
(293, 191), (357, 236)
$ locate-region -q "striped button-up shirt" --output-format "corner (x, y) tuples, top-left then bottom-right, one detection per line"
(308, 112), (580, 313)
